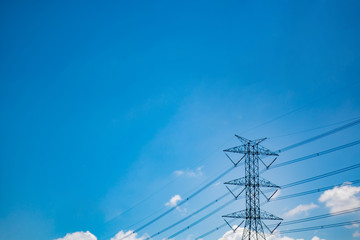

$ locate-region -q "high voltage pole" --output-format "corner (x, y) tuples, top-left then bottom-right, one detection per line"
(111, 119), (360, 240)
(222, 136), (282, 240)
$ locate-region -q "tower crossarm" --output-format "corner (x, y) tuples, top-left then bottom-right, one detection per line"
(257, 145), (279, 156)
(259, 210), (283, 220)
(234, 135), (251, 144)
(222, 210), (247, 219)
(224, 177), (279, 188)
(224, 177), (246, 186)
(222, 136), (282, 239)
(223, 144), (278, 156)
(258, 177), (280, 188)
(223, 210), (282, 221)
(223, 145), (248, 154)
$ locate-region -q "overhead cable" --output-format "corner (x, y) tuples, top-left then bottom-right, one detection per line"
(280, 219), (360, 234)
(196, 206), (360, 239)
(117, 120), (360, 240)
(276, 118), (360, 153)
(166, 176), (360, 239)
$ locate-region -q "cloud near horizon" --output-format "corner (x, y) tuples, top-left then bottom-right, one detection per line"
(353, 230), (360, 238)
(319, 184), (360, 213)
(54, 231), (97, 240)
(218, 226), (308, 240)
(110, 230), (148, 240)
(312, 236), (326, 240)
(55, 230), (148, 240)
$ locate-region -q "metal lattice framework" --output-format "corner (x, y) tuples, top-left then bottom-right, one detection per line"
(222, 135), (282, 240)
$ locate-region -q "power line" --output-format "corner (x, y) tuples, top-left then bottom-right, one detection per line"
(116, 167), (234, 240)
(273, 179), (360, 202)
(165, 170), (360, 239)
(165, 154), (360, 238)
(196, 206), (360, 239)
(116, 165), (232, 232)
(196, 218), (236, 239)
(106, 79), (359, 239)
(158, 144), (360, 238)
(276, 206), (360, 227)
(280, 162), (360, 189)
(107, 177), (180, 223)
(143, 186), (240, 240)
(239, 80), (359, 135)
(115, 120), (360, 240)
(264, 139), (360, 172)
(168, 198), (236, 239)
(170, 178), (360, 239)
(108, 148), (230, 225)
(221, 137), (282, 239)
(189, 169), (360, 239)
(276, 118), (360, 153)
(110, 105), (360, 226)
(142, 151), (360, 239)
(269, 116), (360, 139)
(280, 219), (360, 234)
(134, 144), (360, 239)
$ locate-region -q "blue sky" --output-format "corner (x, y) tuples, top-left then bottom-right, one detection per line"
(1, 1), (360, 240)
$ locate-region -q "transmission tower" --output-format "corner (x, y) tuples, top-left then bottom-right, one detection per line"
(222, 135), (282, 240)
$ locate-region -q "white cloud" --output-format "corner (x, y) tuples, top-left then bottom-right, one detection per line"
(312, 236), (325, 240)
(214, 181), (222, 187)
(318, 184), (360, 213)
(269, 237), (304, 240)
(54, 231), (97, 240)
(110, 230), (148, 240)
(284, 203), (318, 217)
(217, 226), (243, 240)
(174, 166), (204, 178)
(165, 194), (182, 207)
(174, 170), (184, 175)
(165, 194), (187, 213)
(55, 230), (148, 240)
(353, 230), (360, 238)
(345, 223), (360, 229)
(218, 226), (304, 240)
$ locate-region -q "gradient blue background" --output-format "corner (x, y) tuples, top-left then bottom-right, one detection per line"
(1, 0), (360, 239)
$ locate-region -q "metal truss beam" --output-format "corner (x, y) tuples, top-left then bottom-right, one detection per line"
(222, 137), (282, 240)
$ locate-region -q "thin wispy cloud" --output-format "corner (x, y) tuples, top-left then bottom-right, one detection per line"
(345, 222), (360, 238)
(284, 203), (318, 217)
(110, 230), (148, 240)
(345, 223), (360, 229)
(174, 166), (204, 178)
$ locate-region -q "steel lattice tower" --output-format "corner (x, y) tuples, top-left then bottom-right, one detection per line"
(222, 136), (282, 240)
